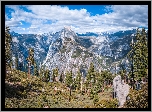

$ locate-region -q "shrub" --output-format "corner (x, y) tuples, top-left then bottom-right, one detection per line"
(95, 98), (118, 108)
(93, 94), (99, 105)
(123, 83), (148, 108)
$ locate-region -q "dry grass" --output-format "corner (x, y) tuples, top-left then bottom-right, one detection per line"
(5, 69), (116, 108)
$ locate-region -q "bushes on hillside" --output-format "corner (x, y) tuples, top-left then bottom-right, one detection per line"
(123, 83), (148, 108)
(95, 98), (118, 108)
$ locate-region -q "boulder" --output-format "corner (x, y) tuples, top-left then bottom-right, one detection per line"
(113, 75), (130, 107)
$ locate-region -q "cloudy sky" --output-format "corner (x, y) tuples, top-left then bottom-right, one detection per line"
(5, 5), (148, 34)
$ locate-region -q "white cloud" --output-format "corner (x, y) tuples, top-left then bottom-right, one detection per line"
(5, 5), (148, 34)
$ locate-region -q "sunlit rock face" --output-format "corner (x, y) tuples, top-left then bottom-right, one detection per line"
(10, 28), (137, 77)
(113, 75), (130, 107)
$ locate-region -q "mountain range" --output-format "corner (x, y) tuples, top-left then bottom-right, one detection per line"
(10, 27), (138, 77)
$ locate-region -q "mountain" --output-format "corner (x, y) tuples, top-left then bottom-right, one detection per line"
(42, 27), (137, 76)
(10, 31), (53, 70)
(10, 27), (137, 76)
(42, 27), (96, 77)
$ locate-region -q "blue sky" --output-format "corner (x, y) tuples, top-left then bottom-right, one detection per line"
(5, 5), (148, 34)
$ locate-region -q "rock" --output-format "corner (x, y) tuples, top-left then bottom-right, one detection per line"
(113, 75), (121, 98)
(113, 75), (130, 107)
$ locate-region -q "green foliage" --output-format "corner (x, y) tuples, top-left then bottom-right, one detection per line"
(5, 68), (139, 108)
(39, 65), (45, 79)
(34, 62), (39, 77)
(42, 69), (50, 82)
(95, 99), (118, 108)
(90, 88), (94, 99)
(101, 70), (113, 86)
(90, 86), (98, 100)
(123, 83), (148, 108)
(75, 69), (82, 89)
(52, 67), (59, 82)
(59, 71), (64, 83)
(27, 48), (35, 65)
(65, 70), (73, 87)
(39, 65), (50, 82)
(86, 62), (96, 87)
(95, 72), (104, 93)
(127, 28), (148, 81)
(93, 93), (99, 105)
(5, 26), (12, 69)
(5, 26), (147, 108)
(26, 48), (35, 76)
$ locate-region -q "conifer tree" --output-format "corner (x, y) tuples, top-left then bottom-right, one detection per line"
(52, 68), (56, 82)
(101, 70), (108, 86)
(59, 71), (64, 83)
(65, 70), (73, 87)
(34, 62), (39, 76)
(86, 62), (96, 88)
(55, 67), (59, 79)
(127, 28), (148, 82)
(106, 71), (113, 85)
(93, 92), (99, 105)
(75, 69), (82, 90)
(39, 65), (45, 80)
(118, 69), (127, 82)
(5, 26), (12, 70)
(26, 48), (34, 77)
(43, 69), (50, 82)
(52, 67), (59, 82)
(96, 72), (104, 92)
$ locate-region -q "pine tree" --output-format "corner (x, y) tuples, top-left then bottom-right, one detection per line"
(101, 71), (108, 86)
(75, 69), (82, 90)
(65, 70), (73, 87)
(34, 62), (39, 76)
(99, 70), (113, 92)
(127, 28), (148, 83)
(5, 26), (12, 70)
(26, 48), (34, 77)
(39, 65), (45, 80)
(59, 71), (64, 83)
(118, 69), (127, 82)
(96, 72), (104, 93)
(43, 69), (50, 82)
(55, 67), (59, 80)
(52, 67), (59, 82)
(52, 68), (56, 82)
(93, 92), (99, 105)
(106, 71), (113, 85)
(86, 62), (96, 88)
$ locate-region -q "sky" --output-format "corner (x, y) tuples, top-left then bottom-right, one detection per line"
(5, 5), (148, 34)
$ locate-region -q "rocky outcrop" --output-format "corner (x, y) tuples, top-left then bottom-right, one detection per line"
(113, 75), (130, 107)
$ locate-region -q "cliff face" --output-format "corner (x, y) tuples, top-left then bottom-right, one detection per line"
(11, 28), (137, 76)
(42, 27), (136, 76)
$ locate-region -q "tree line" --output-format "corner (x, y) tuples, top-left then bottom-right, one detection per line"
(5, 26), (148, 92)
